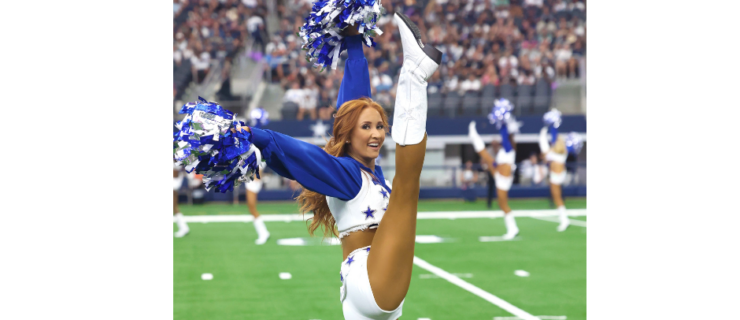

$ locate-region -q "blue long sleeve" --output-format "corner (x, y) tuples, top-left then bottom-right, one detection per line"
(499, 123), (513, 152)
(250, 127), (363, 201)
(548, 124), (558, 145)
(336, 35), (371, 109)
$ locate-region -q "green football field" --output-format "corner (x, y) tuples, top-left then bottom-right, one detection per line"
(175, 198), (586, 320)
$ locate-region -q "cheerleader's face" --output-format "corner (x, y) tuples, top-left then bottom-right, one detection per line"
(347, 108), (386, 165)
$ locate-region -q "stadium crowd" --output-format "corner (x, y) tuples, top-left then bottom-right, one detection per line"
(273, 0), (586, 120)
(173, 0), (270, 100)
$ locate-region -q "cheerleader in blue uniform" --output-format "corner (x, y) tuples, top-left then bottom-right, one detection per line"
(176, 6), (440, 317)
(468, 99), (521, 240)
(540, 109), (583, 232)
(245, 108), (270, 244)
(240, 13), (440, 318)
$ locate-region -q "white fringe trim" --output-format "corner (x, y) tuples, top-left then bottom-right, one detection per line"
(338, 223), (379, 239)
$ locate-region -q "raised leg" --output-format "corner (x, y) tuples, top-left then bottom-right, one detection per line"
(365, 12), (440, 311)
(367, 135), (427, 311)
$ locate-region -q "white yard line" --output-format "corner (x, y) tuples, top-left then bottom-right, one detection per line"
(530, 216), (587, 227)
(181, 209), (587, 223)
(413, 256), (540, 320)
(494, 316), (566, 320)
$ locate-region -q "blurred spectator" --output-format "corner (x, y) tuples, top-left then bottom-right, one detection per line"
(284, 82), (305, 106)
(191, 47), (211, 84)
(517, 69), (535, 85)
(299, 80), (319, 121)
(460, 160), (477, 202)
(481, 64), (500, 87)
(460, 74), (482, 92)
(246, 10), (266, 53)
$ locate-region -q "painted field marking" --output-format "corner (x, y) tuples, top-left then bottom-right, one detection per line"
(418, 318), (432, 320)
(530, 216), (587, 227)
(279, 272), (292, 280)
(514, 270), (530, 277)
(201, 273), (213, 280)
(181, 209), (587, 223)
(494, 316), (565, 320)
(415, 235), (445, 243)
(419, 273), (473, 279)
(413, 256), (540, 320)
(479, 236), (520, 242)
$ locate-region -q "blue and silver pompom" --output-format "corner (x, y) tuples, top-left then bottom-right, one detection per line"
(298, 0), (384, 70)
(250, 107), (269, 129)
(543, 109), (562, 128)
(488, 98), (514, 128)
(565, 132), (583, 155)
(174, 97), (262, 193)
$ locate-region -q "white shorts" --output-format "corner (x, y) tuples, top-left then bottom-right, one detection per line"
(494, 172), (513, 191)
(245, 179), (262, 193)
(550, 171), (566, 185)
(174, 175), (184, 191)
(340, 246), (404, 320)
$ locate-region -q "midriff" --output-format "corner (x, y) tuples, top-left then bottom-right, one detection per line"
(341, 228), (377, 260)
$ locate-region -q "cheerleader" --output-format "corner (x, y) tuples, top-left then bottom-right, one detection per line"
(253, 13), (439, 319)
(173, 163), (189, 238)
(540, 109), (583, 231)
(246, 107), (270, 245)
(468, 99), (521, 240)
(175, 9), (439, 318)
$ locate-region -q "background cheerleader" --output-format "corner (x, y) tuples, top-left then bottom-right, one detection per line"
(468, 98), (521, 240)
(540, 109), (584, 232)
(173, 163), (189, 238)
(246, 107), (270, 245)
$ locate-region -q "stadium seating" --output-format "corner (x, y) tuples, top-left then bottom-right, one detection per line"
(443, 92), (462, 118)
(533, 79), (551, 114)
(499, 83), (515, 102)
(461, 92), (481, 116)
(428, 92), (444, 118)
(516, 84), (534, 116)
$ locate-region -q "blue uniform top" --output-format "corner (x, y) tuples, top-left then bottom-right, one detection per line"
(251, 128), (390, 201)
(499, 122), (513, 153)
(336, 34), (372, 109)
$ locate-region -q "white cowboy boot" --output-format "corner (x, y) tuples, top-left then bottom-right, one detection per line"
(392, 12), (442, 146)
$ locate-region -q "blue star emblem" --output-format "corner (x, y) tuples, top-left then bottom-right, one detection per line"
(383, 205), (387, 212)
(379, 189), (388, 199)
(366, 247), (371, 252)
(362, 206), (376, 219)
(346, 256), (355, 266)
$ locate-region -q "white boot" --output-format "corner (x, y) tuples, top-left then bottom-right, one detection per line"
(557, 205), (570, 232)
(174, 213), (190, 238)
(391, 12), (441, 146)
(468, 121), (485, 153)
(502, 213), (519, 240)
(253, 217), (270, 245)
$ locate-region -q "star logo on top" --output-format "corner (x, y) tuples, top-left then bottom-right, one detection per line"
(310, 120), (330, 138)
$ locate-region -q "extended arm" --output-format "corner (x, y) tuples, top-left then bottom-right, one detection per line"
(548, 123), (558, 145)
(499, 123), (513, 153)
(539, 126), (550, 154)
(335, 34), (372, 109)
(250, 127), (362, 200)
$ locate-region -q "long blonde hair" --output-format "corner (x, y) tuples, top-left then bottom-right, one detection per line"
(295, 98), (389, 238)
(552, 137), (567, 154)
